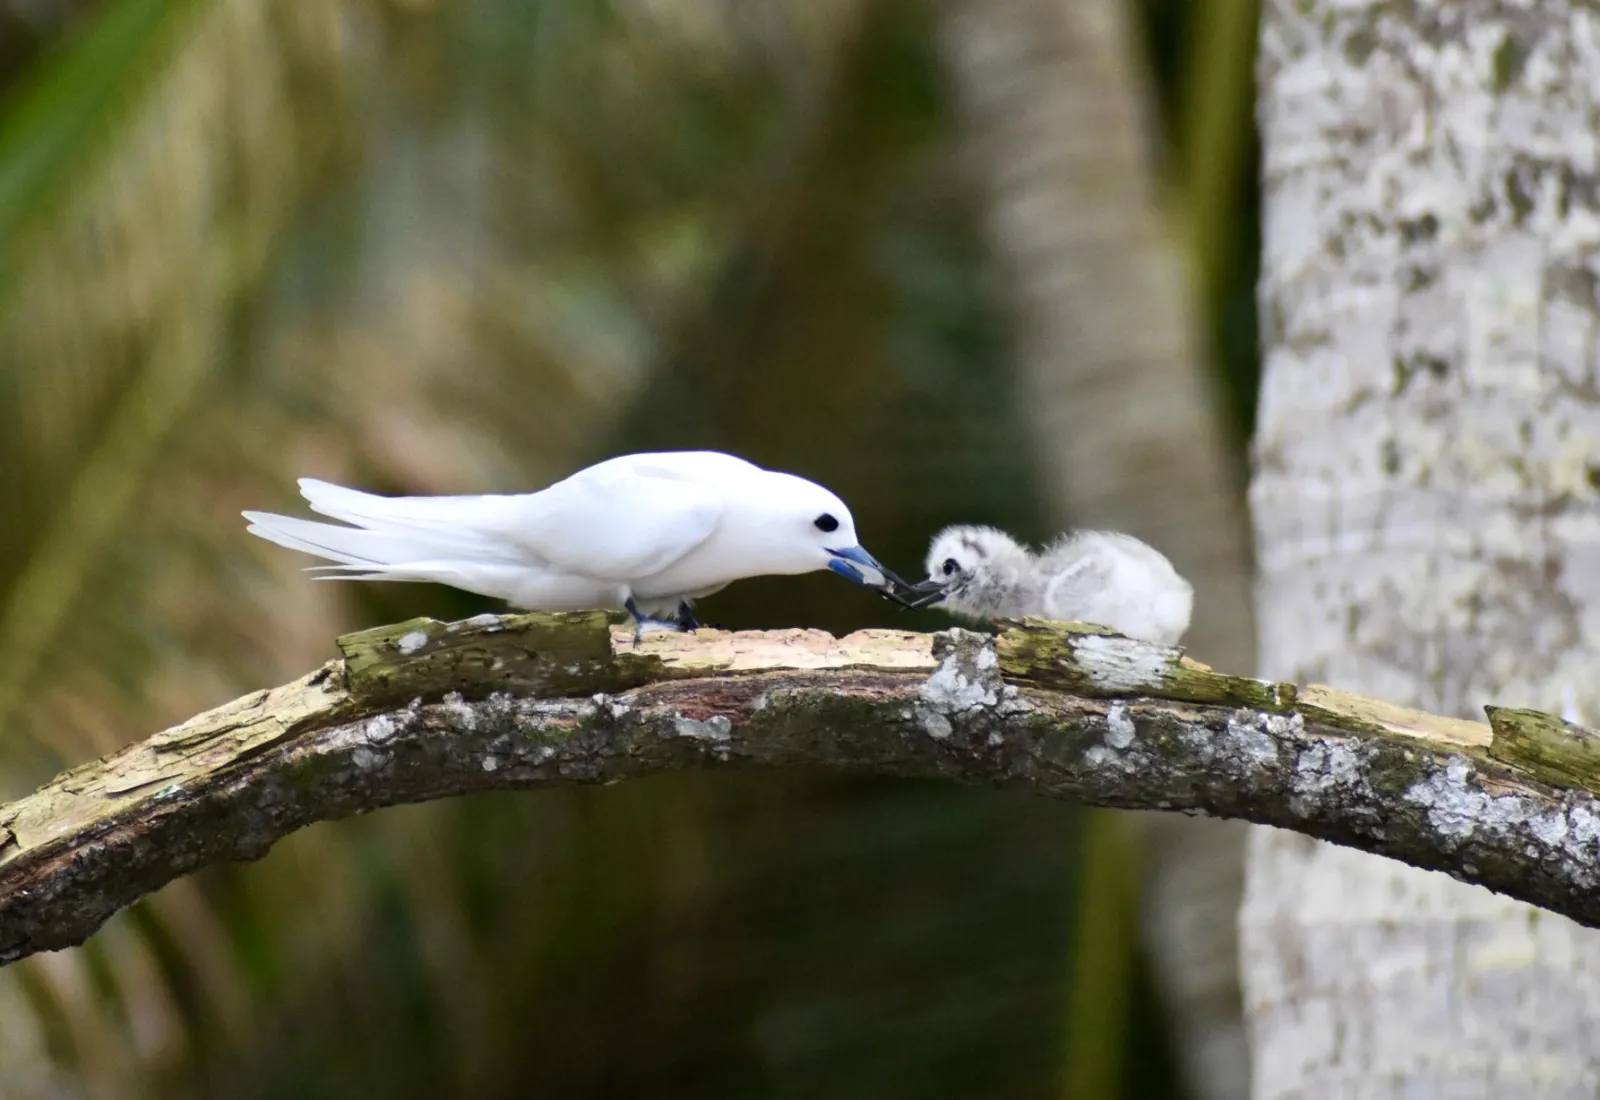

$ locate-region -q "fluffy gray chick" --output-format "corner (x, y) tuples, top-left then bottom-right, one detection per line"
(920, 525), (1194, 645)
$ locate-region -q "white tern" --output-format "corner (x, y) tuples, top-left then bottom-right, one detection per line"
(907, 525), (1193, 645)
(243, 450), (916, 636)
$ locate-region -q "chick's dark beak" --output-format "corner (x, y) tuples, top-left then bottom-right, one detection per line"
(902, 578), (952, 610)
(826, 546), (924, 608)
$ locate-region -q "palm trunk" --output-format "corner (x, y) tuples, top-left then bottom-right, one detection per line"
(1247, 1), (1600, 1094)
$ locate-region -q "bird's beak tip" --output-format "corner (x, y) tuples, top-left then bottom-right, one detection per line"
(827, 546), (932, 609)
(902, 578), (951, 609)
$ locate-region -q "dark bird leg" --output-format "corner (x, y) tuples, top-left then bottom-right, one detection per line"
(675, 600), (702, 631)
(624, 596), (687, 645)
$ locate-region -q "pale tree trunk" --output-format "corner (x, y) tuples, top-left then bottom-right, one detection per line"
(937, 2), (1256, 1097)
(1248, 1), (1600, 1096)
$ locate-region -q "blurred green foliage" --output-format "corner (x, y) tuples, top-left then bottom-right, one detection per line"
(0, 0), (1258, 1097)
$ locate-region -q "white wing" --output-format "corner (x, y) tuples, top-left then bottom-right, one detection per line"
(503, 457), (727, 579)
(285, 455), (728, 581)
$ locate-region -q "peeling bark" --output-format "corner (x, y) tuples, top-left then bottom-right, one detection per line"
(4, 611), (1600, 968)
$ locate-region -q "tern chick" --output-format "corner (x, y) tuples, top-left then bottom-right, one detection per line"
(912, 525), (1193, 645)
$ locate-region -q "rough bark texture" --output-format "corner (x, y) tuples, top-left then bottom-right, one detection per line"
(6, 612), (1600, 973)
(1248, 2), (1600, 1095)
(936, 3), (1256, 1095)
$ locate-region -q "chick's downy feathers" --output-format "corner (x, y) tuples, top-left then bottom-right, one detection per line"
(922, 525), (1193, 645)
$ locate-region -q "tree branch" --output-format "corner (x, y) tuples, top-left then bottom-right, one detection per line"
(4, 611), (1599, 966)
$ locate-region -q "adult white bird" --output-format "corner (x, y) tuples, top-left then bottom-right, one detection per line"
(243, 451), (915, 636)
(906, 525), (1193, 645)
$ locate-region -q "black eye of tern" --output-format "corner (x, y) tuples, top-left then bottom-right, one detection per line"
(814, 513), (839, 533)
(941, 557), (959, 577)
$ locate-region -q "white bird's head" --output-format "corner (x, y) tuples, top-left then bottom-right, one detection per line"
(745, 473), (911, 594)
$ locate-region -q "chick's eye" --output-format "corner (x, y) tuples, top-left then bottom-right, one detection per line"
(942, 558), (960, 577)
(813, 513), (839, 533)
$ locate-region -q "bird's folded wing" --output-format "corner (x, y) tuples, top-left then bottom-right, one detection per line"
(299, 466), (723, 581)
(1038, 547), (1113, 606)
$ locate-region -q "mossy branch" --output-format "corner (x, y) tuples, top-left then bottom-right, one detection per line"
(3, 611), (1599, 966)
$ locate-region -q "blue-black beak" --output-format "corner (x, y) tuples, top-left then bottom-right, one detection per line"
(902, 577), (952, 610)
(827, 546), (921, 608)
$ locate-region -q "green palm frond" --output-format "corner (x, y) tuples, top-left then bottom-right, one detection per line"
(0, 0), (203, 275)
(0, 0), (371, 1092)
(0, 0), (365, 750)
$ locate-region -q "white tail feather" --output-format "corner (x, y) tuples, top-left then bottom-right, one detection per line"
(242, 512), (453, 568)
(245, 506), (542, 598)
(298, 478), (522, 534)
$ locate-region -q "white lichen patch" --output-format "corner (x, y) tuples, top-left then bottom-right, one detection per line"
(919, 656), (1000, 711)
(363, 713), (400, 744)
(1083, 741), (1140, 775)
(997, 684), (1032, 716)
(1293, 740), (1361, 798)
(350, 746), (387, 772)
(396, 631), (430, 655)
(1223, 709), (1295, 773)
(590, 693), (632, 719)
(1395, 760), (1600, 891)
(914, 632), (1021, 739)
(1071, 635), (1174, 693)
(1106, 703), (1137, 750)
(481, 755), (501, 773)
(472, 691), (527, 731)
(1268, 712), (1305, 738)
(673, 715), (732, 743)
(1530, 811), (1570, 847)
(441, 691), (478, 731)
(1405, 756), (1535, 843)
(920, 711), (953, 740)
(1084, 744), (1118, 770)
(1569, 803), (1600, 850)
(1233, 722), (1278, 767)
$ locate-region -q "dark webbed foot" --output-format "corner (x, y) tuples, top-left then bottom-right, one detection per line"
(625, 596), (689, 644)
(675, 600), (702, 631)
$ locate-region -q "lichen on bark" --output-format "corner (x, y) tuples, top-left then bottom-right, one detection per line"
(4, 612), (1600, 970)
